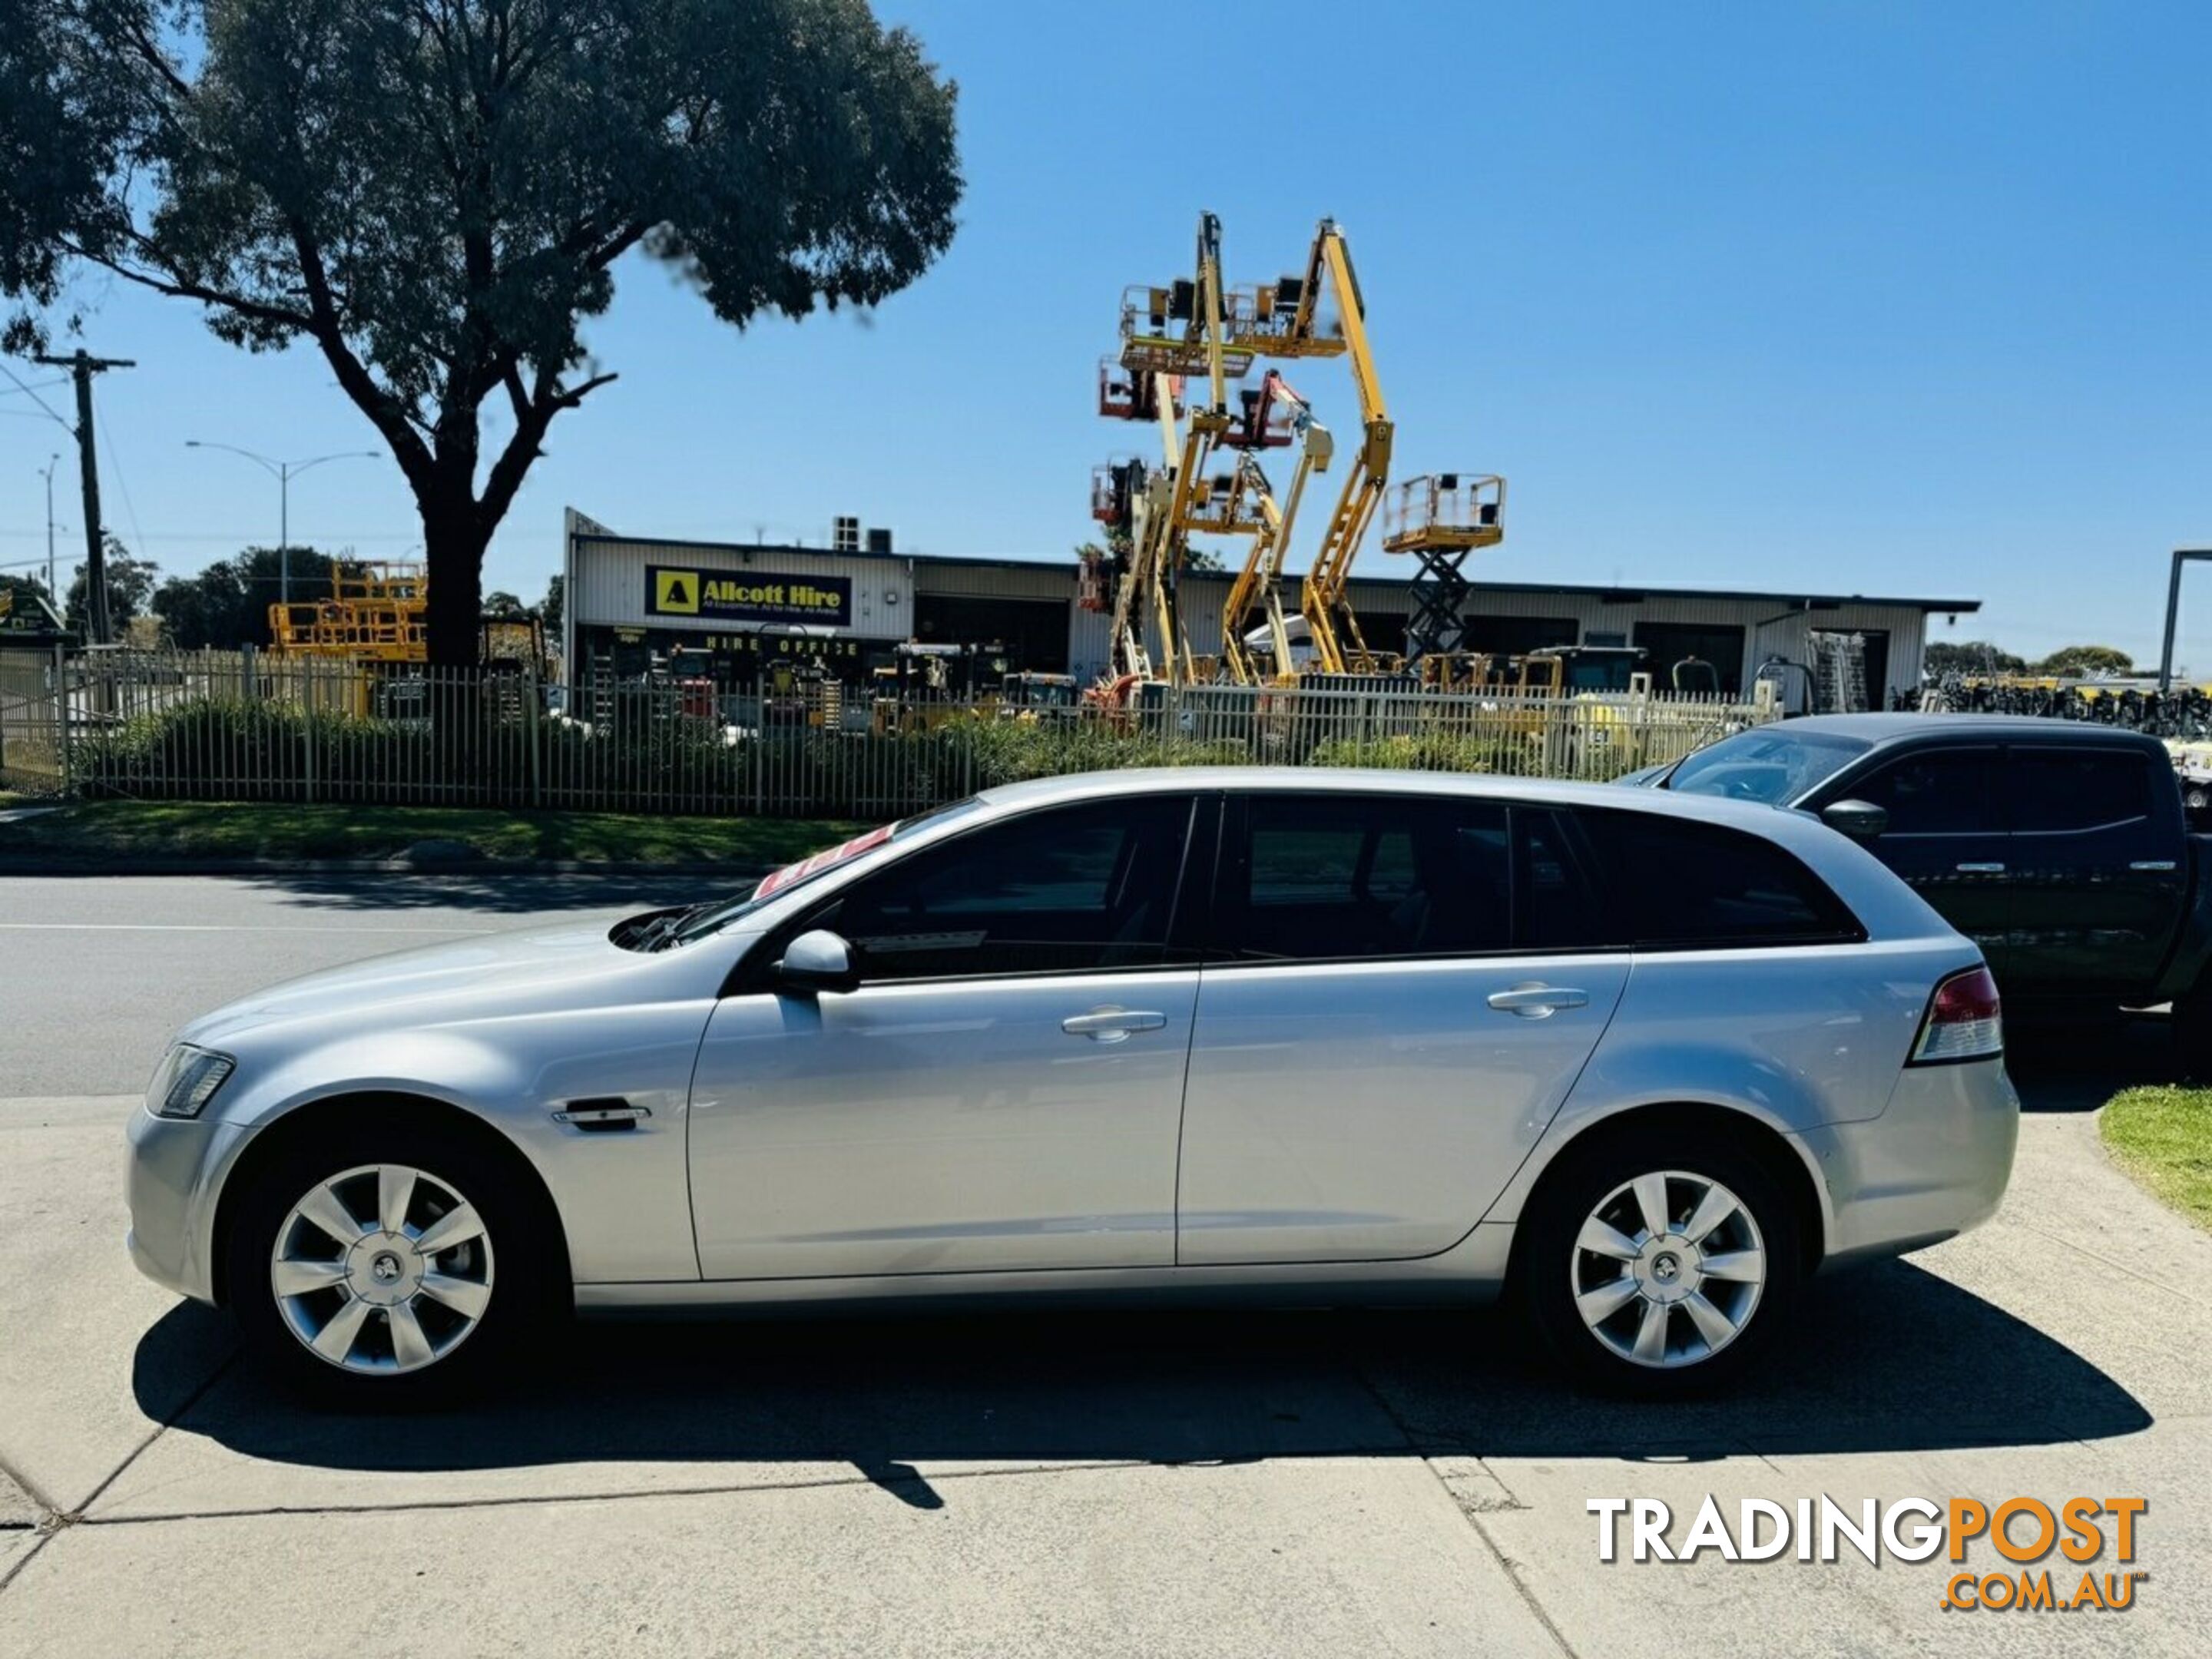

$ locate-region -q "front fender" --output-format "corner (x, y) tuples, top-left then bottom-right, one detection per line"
(204, 1001), (715, 1286)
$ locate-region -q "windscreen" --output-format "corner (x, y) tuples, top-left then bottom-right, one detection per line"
(1663, 729), (1869, 805)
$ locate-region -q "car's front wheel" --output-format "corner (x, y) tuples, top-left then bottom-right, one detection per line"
(1520, 1128), (1803, 1396)
(226, 1123), (559, 1403)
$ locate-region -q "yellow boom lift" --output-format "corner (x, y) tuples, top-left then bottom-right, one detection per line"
(1217, 373), (1333, 685)
(1261, 220), (1506, 680)
(1090, 212), (1249, 700)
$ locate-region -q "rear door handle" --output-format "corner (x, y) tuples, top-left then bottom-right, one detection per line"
(1061, 1008), (1167, 1042)
(1486, 984), (1591, 1018)
(1955, 863), (2007, 874)
(2129, 859), (2178, 873)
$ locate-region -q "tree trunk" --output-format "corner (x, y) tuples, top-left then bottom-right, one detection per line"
(420, 501), (490, 800)
(422, 507), (488, 671)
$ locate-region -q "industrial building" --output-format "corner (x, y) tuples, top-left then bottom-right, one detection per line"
(561, 509), (1981, 710)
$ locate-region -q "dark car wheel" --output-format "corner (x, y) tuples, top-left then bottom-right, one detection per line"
(225, 1123), (562, 1406)
(1518, 1126), (1804, 1398)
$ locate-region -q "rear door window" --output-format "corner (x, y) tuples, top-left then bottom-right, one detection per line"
(1223, 795), (1512, 961)
(2005, 749), (2154, 833)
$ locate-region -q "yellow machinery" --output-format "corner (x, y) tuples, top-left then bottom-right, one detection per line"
(869, 641), (1009, 734)
(1218, 373), (1333, 686)
(1382, 472), (1507, 663)
(267, 561), (428, 661)
(1094, 213), (1360, 702)
(1089, 213), (1247, 700)
(1280, 220), (1389, 677)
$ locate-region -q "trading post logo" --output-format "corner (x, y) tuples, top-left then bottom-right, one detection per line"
(1589, 1495), (2147, 1613)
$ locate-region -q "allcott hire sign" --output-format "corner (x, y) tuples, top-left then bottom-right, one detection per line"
(644, 565), (853, 628)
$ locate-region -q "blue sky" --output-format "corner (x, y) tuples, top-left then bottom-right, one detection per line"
(3, 1), (2208, 664)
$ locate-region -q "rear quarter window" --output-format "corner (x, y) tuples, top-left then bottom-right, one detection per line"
(1571, 807), (1863, 948)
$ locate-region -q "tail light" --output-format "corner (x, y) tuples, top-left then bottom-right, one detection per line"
(1910, 965), (2004, 1065)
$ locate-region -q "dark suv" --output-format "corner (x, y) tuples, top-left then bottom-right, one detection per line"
(1629, 714), (2212, 1065)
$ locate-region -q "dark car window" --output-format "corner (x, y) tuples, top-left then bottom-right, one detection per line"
(2007, 749), (2154, 833)
(1571, 808), (1862, 948)
(1518, 810), (1608, 952)
(1845, 750), (1994, 835)
(806, 796), (1194, 982)
(1224, 795), (1512, 961)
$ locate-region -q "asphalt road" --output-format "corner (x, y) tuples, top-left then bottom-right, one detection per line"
(2, 874), (2208, 1656)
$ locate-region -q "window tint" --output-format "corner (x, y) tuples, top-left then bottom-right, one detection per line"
(2007, 750), (2153, 833)
(1226, 796), (1511, 960)
(1572, 809), (1859, 947)
(1519, 811), (1606, 951)
(813, 796), (1193, 981)
(1846, 750), (1993, 835)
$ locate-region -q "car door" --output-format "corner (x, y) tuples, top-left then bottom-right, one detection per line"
(2002, 743), (2184, 995)
(1174, 793), (1630, 1266)
(1816, 746), (2012, 976)
(687, 793), (1204, 1280)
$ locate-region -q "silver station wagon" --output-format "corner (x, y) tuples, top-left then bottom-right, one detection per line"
(126, 769), (2018, 1402)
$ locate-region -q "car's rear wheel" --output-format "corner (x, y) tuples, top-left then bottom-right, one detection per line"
(227, 1124), (559, 1404)
(1519, 1127), (1803, 1396)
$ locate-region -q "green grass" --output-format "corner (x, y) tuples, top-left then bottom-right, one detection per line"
(0, 800), (866, 868)
(2101, 1085), (2212, 1231)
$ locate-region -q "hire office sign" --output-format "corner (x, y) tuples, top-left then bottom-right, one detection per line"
(645, 565), (853, 628)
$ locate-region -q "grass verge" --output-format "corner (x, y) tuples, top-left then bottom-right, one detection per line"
(2100, 1085), (2212, 1231)
(0, 800), (866, 868)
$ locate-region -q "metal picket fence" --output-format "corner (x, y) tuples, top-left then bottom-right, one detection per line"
(52, 648), (1779, 820)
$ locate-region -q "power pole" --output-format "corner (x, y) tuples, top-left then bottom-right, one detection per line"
(31, 349), (135, 644)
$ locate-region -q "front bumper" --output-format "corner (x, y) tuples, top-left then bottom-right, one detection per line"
(1797, 1058), (2020, 1265)
(124, 1103), (250, 1305)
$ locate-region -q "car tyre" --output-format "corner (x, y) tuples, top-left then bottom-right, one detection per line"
(1518, 1125), (1803, 1399)
(225, 1121), (563, 1406)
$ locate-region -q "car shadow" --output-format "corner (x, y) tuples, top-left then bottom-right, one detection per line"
(241, 871), (745, 916)
(136, 1256), (2150, 1507)
(2006, 1011), (2180, 1112)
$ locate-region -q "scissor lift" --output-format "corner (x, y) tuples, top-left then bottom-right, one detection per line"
(1382, 474), (1507, 664)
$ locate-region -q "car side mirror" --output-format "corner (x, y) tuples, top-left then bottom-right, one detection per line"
(1821, 800), (1889, 842)
(773, 929), (858, 994)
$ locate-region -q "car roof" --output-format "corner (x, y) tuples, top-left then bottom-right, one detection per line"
(973, 764), (1805, 834)
(1767, 713), (2167, 749)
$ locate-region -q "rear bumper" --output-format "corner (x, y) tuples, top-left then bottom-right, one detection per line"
(1795, 1058), (2019, 1266)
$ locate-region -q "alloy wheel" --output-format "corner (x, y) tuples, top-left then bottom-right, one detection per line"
(269, 1163), (495, 1375)
(1569, 1168), (1766, 1369)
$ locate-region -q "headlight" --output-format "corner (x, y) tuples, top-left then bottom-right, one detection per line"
(147, 1044), (235, 1120)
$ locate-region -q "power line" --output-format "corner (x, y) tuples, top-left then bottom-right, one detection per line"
(0, 360), (74, 433)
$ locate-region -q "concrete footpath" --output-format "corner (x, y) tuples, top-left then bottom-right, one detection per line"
(2, 875), (2207, 1655)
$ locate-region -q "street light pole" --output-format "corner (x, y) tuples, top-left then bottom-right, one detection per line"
(182, 441), (380, 606)
(40, 453), (61, 604)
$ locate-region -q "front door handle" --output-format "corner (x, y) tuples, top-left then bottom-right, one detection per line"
(2129, 859), (2178, 873)
(1061, 1008), (1167, 1042)
(1955, 863), (2007, 874)
(1486, 984), (1591, 1018)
